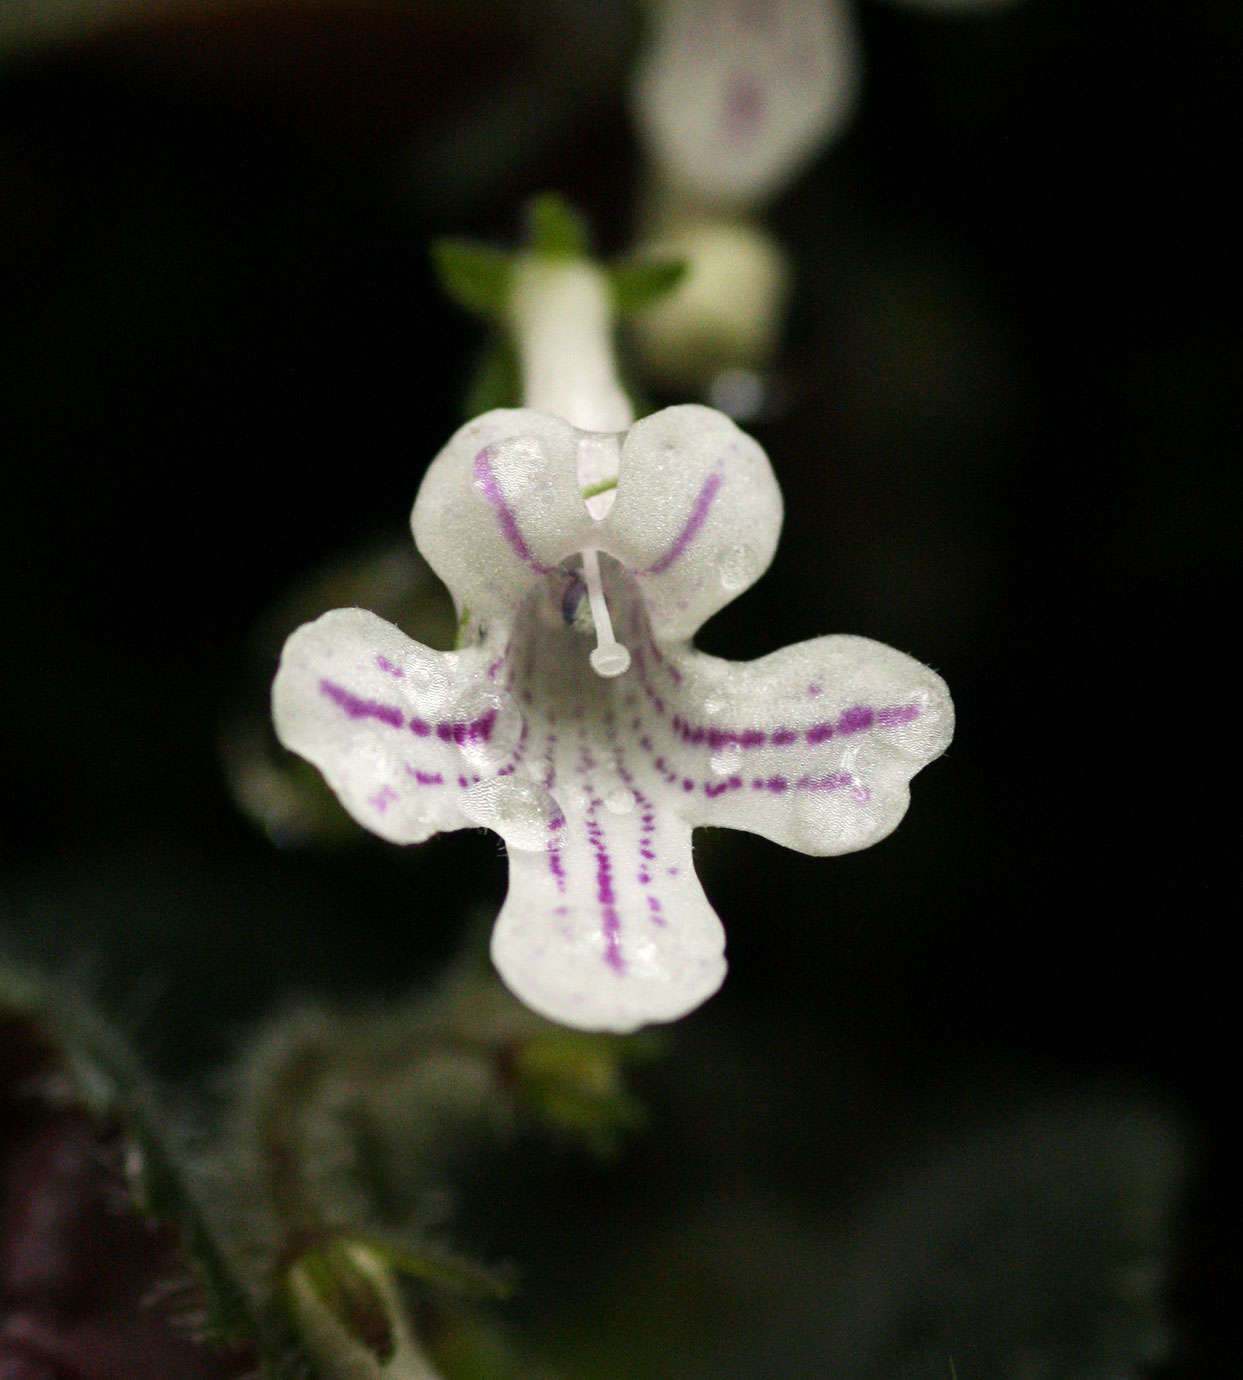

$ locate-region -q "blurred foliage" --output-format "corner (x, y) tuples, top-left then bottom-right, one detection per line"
(1, 953), (649, 1376)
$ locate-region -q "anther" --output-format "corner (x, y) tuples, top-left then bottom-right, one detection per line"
(581, 548), (631, 677)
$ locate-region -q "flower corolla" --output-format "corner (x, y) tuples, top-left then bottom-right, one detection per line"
(634, 0), (862, 211)
(273, 404), (952, 1032)
(634, 0), (1024, 213)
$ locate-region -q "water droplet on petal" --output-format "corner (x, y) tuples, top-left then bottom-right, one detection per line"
(718, 542), (756, 592)
(461, 778), (561, 851)
(709, 743), (743, 777)
(405, 660), (451, 712)
(448, 686), (524, 771)
(473, 434), (543, 500)
(702, 694), (726, 717)
(604, 786), (636, 815)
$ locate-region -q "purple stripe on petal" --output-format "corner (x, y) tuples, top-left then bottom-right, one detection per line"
(435, 708), (497, 744)
(877, 703), (921, 726)
(375, 655), (404, 678)
(472, 445), (553, 575)
(837, 705), (874, 733)
(643, 470), (723, 575)
(796, 772), (854, 792)
(602, 907), (624, 972)
(320, 679), (404, 728)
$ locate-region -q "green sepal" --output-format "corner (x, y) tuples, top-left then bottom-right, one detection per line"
(524, 192), (590, 260)
(365, 1235), (515, 1302)
(608, 256), (689, 316)
(287, 1241), (399, 1364)
(432, 239), (514, 316)
(514, 1030), (662, 1157)
(463, 331), (522, 416)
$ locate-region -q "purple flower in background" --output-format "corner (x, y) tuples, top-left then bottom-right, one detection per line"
(273, 404), (952, 1031)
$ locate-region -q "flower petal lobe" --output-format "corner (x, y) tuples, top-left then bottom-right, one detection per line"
(602, 405), (782, 640)
(413, 410), (593, 624)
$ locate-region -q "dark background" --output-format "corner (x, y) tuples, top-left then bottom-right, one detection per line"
(1, 2), (1236, 1375)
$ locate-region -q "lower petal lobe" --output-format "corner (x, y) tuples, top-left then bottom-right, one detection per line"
(491, 801), (725, 1033)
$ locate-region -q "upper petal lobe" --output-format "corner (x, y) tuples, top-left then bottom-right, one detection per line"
(412, 409), (594, 625)
(601, 405), (782, 641)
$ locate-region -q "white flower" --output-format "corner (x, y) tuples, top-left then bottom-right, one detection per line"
(633, 0), (1023, 213)
(272, 397), (953, 1033)
(633, 0), (863, 211)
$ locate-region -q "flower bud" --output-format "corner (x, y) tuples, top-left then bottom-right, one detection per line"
(629, 217), (789, 391)
(286, 1241), (439, 1379)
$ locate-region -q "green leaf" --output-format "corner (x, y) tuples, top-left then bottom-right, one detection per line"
(609, 257), (688, 315)
(524, 193), (590, 260)
(432, 239), (514, 315)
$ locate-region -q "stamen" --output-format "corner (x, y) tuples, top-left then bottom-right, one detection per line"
(581, 548), (631, 677)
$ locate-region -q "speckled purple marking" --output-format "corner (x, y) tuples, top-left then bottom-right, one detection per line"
(643, 470), (723, 575)
(473, 445), (553, 575)
(375, 655), (404, 678)
(435, 709), (497, 744)
(368, 785), (398, 812)
(646, 638), (683, 685)
(628, 709), (859, 802)
(586, 807), (624, 973)
(631, 643), (921, 753)
(320, 679), (404, 727)
(404, 767), (443, 786)
(601, 713), (670, 929)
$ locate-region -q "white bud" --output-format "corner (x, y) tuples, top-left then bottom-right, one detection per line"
(630, 218), (790, 390)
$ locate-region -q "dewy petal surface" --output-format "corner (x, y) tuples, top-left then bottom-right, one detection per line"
(272, 608), (508, 846)
(491, 761), (726, 1033)
(627, 626), (955, 854)
(274, 405), (954, 1033)
(412, 409), (593, 624)
(600, 404), (782, 642)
